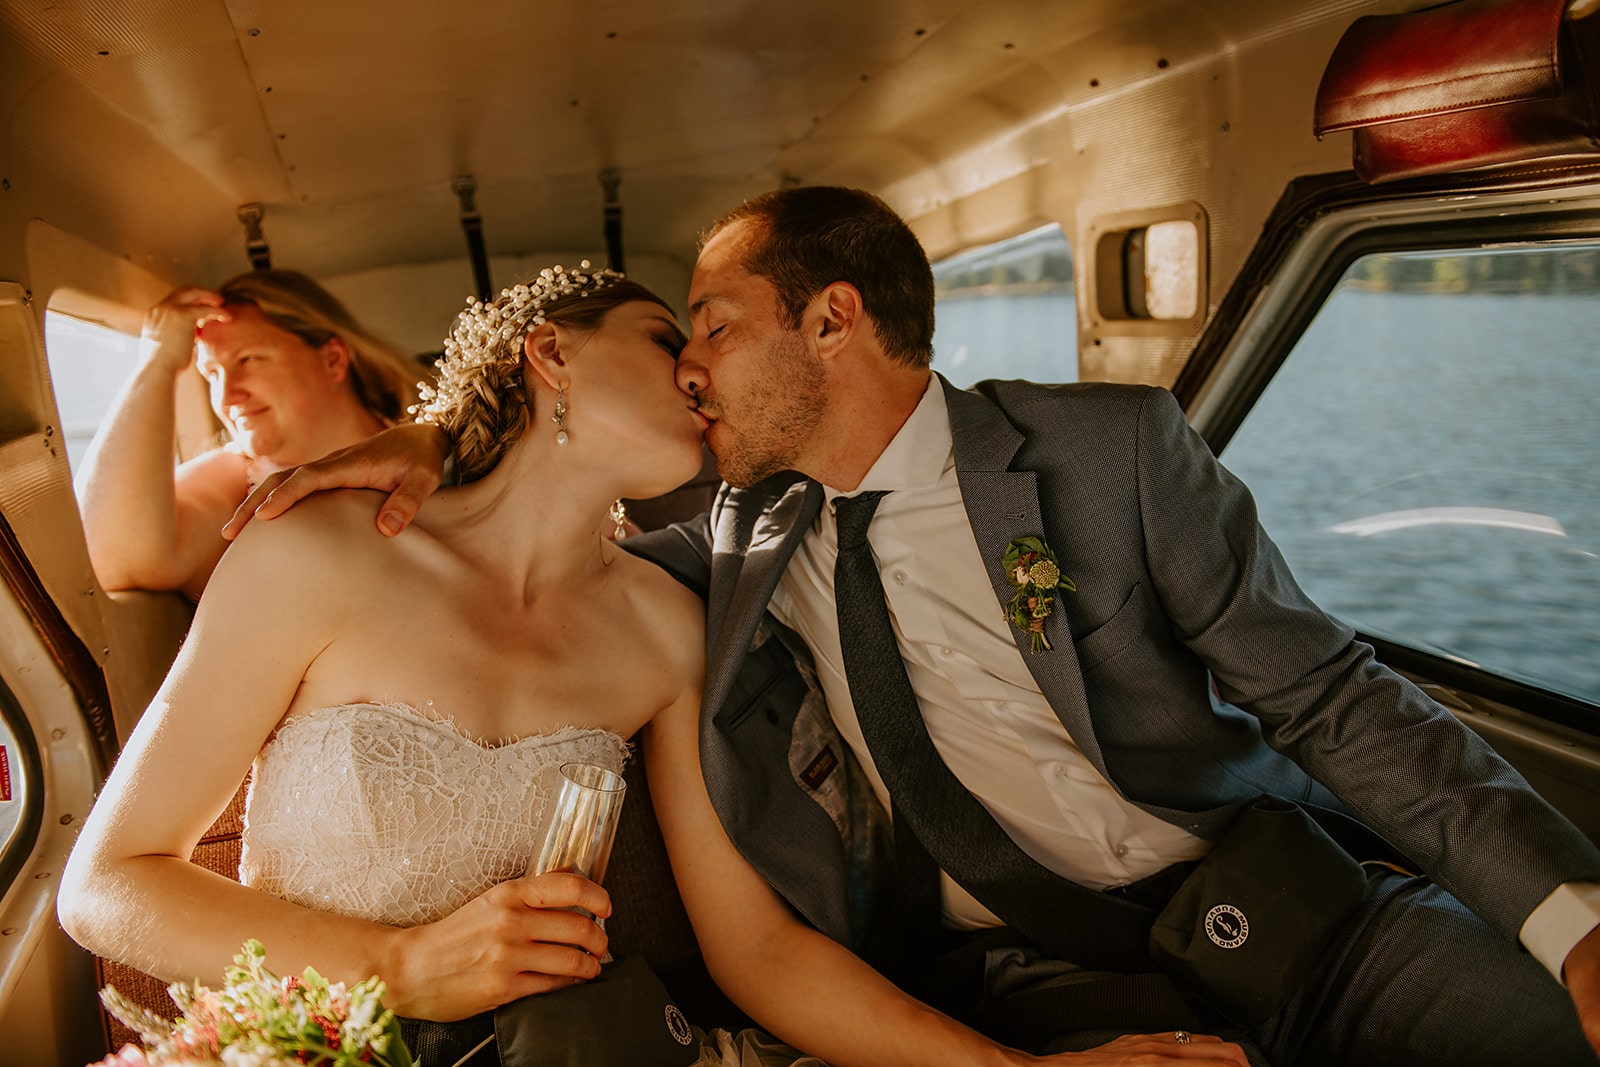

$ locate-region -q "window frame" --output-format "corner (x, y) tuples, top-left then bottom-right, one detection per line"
(1176, 167), (1600, 736)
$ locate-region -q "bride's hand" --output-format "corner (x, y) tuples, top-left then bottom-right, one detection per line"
(379, 871), (613, 1021)
(221, 422), (451, 541)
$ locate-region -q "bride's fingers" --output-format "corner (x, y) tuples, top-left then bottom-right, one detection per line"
(514, 871), (614, 919)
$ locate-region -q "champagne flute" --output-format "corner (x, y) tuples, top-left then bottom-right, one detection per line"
(531, 762), (627, 886)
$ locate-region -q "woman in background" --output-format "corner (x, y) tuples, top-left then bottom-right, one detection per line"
(77, 269), (418, 598)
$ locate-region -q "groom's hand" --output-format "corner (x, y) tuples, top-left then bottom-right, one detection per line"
(1038, 1031), (1250, 1064)
(1565, 922), (1600, 1057)
(222, 422), (450, 540)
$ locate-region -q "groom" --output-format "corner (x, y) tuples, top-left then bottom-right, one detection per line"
(230, 186), (1600, 1065)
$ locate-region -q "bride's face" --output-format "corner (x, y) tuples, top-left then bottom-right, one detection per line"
(564, 300), (705, 496)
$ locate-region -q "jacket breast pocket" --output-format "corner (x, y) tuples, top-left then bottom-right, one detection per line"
(715, 630), (811, 732)
(1076, 581), (1149, 675)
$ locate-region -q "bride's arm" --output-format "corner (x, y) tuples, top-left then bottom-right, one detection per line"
(58, 504), (609, 1021)
(643, 674), (1247, 1065)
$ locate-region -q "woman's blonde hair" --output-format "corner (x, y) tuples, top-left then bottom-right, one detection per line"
(422, 272), (672, 483)
(217, 269), (419, 423)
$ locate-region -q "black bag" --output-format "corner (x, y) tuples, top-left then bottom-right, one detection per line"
(1148, 796), (1368, 1025)
(494, 954), (701, 1067)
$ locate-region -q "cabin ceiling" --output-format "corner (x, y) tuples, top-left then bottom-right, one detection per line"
(0, 0), (1223, 281)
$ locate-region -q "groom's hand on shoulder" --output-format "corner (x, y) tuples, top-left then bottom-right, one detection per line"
(222, 422), (450, 540)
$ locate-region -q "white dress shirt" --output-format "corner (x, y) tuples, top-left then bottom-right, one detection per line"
(768, 374), (1597, 977)
(769, 377), (1208, 929)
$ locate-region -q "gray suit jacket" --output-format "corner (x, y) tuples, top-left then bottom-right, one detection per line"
(630, 376), (1600, 955)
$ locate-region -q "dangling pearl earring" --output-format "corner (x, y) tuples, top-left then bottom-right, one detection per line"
(552, 386), (569, 445)
(609, 499), (629, 540)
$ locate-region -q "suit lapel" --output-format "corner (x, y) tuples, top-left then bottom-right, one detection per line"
(704, 475), (824, 720)
(942, 378), (1114, 780)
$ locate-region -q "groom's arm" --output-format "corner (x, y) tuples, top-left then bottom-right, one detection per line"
(222, 422), (451, 540)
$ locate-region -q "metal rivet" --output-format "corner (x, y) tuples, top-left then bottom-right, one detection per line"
(50, 729), (64, 741)
(1, 928), (15, 936)
(60, 814), (74, 825)
(33, 871), (49, 880)
(248, 27), (261, 37)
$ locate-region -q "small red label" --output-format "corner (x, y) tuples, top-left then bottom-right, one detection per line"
(0, 745), (10, 802)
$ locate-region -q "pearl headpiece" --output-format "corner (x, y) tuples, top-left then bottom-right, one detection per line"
(411, 260), (623, 426)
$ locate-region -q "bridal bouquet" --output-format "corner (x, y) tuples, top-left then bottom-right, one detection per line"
(93, 940), (412, 1067)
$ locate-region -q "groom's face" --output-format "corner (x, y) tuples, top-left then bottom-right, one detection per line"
(679, 220), (828, 488)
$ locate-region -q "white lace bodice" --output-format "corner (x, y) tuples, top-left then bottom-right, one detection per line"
(239, 703), (630, 928)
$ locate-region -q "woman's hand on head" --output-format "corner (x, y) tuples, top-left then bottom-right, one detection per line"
(380, 871), (613, 1022)
(222, 422), (451, 540)
(142, 286), (229, 377)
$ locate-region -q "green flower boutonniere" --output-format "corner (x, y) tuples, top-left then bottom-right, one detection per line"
(1002, 537), (1074, 653)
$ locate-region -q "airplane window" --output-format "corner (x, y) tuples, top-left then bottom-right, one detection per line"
(1221, 244), (1600, 706)
(42, 311), (142, 479)
(1137, 220), (1200, 320)
(931, 224), (1077, 386)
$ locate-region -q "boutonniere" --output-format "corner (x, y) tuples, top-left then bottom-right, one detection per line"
(1002, 537), (1074, 653)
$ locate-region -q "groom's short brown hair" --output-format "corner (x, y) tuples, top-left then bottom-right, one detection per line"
(703, 186), (935, 367)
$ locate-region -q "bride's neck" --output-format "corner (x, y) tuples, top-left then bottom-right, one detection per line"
(420, 436), (627, 589)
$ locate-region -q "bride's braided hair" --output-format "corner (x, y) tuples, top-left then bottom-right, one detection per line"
(414, 263), (672, 482)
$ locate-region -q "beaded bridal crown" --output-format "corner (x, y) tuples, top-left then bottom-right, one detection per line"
(411, 260), (622, 426)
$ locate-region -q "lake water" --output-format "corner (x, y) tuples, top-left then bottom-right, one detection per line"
(1222, 288), (1600, 708)
(931, 285), (1599, 708)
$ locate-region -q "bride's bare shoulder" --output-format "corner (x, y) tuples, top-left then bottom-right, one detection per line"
(215, 489), (406, 590)
(230, 489), (397, 547)
(613, 547), (706, 664)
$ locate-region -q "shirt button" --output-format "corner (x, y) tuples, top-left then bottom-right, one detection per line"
(893, 570), (907, 584)
(1115, 843), (1130, 858)
(940, 647), (954, 658)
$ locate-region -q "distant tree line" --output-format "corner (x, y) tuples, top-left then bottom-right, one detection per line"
(1346, 247), (1600, 293)
(934, 229), (1075, 298)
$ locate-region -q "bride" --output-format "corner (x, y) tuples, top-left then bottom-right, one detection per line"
(59, 265), (757, 1061)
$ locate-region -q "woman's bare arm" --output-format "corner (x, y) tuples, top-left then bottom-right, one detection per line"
(77, 288), (243, 593)
(643, 687), (1248, 1067)
(59, 503), (609, 1020)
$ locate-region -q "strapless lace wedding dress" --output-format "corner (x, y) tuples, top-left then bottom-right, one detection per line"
(241, 702), (629, 923)
(240, 702), (827, 1067)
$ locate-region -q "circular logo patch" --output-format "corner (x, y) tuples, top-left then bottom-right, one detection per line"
(1204, 903), (1249, 949)
(665, 1003), (694, 1046)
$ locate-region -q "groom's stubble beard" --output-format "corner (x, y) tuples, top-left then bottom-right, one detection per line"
(701, 326), (827, 489)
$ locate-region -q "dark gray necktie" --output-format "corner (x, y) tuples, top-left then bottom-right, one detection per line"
(831, 490), (1154, 972)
